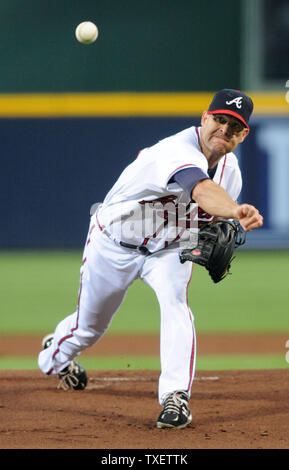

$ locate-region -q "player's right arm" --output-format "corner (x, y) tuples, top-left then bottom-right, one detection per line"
(192, 178), (263, 232)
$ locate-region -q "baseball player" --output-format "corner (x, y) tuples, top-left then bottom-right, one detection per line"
(38, 89), (263, 429)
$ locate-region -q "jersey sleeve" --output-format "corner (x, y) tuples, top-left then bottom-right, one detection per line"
(153, 141), (209, 193)
(169, 167), (209, 199)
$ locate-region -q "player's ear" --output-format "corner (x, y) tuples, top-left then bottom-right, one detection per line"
(201, 111), (209, 126)
(240, 127), (249, 142)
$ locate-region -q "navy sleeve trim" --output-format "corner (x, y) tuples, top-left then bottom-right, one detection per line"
(169, 167), (209, 199)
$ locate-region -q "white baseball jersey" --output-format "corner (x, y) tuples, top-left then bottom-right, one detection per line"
(97, 126), (242, 251)
(38, 125), (242, 405)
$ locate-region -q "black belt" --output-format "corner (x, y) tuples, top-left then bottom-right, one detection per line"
(97, 216), (151, 255)
(119, 241), (151, 255)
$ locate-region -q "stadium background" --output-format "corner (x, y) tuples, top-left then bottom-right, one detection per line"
(0, 0), (288, 371)
(0, 0), (288, 250)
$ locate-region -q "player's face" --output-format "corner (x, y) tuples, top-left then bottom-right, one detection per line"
(200, 112), (249, 156)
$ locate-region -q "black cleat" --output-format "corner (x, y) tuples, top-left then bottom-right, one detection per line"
(57, 361), (88, 391)
(156, 391), (192, 429)
(41, 334), (87, 391)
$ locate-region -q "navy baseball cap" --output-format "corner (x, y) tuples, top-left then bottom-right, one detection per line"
(207, 89), (254, 129)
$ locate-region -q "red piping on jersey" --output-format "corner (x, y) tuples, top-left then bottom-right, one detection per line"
(186, 265), (195, 392)
(186, 264), (193, 306)
(96, 216), (104, 231)
(167, 164), (196, 182)
(48, 272), (84, 371)
(187, 321), (196, 392)
(219, 154), (227, 184)
(47, 223), (97, 374)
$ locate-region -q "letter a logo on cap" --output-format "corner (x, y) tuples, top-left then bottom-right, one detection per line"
(208, 89), (254, 128)
(225, 97), (243, 109)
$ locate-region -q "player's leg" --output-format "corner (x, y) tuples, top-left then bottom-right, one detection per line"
(140, 249), (196, 426)
(38, 219), (140, 376)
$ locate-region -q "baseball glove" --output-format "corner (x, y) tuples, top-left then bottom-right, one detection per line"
(179, 219), (246, 283)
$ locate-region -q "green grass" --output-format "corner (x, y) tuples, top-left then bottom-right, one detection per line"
(196, 354), (289, 370)
(0, 356), (161, 370)
(188, 250), (289, 333)
(0, 250), (82, 333)
(0, 251), (289, 334)
(0, 250), (288, 334)
(0, 354), (287, 371)
(1, 249), (288, 372)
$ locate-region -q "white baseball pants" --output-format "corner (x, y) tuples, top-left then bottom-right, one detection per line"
(38, 214), (196, 404)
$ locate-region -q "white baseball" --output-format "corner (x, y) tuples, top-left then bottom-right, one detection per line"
(75, 21), (99, 44)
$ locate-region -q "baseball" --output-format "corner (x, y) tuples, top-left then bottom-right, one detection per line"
(75, 21), (98, 44)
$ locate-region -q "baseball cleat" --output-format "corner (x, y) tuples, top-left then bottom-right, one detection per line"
(156, 391), (192, 429)
(57, 361), (88, 391)
(41, 333), (88, 391)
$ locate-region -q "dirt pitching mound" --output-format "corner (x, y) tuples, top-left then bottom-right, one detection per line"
(0, 369), (289, 450)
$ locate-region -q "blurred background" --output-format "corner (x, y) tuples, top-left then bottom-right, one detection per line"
(0, 0), (288, 250)
(0, 0), (288, 352)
